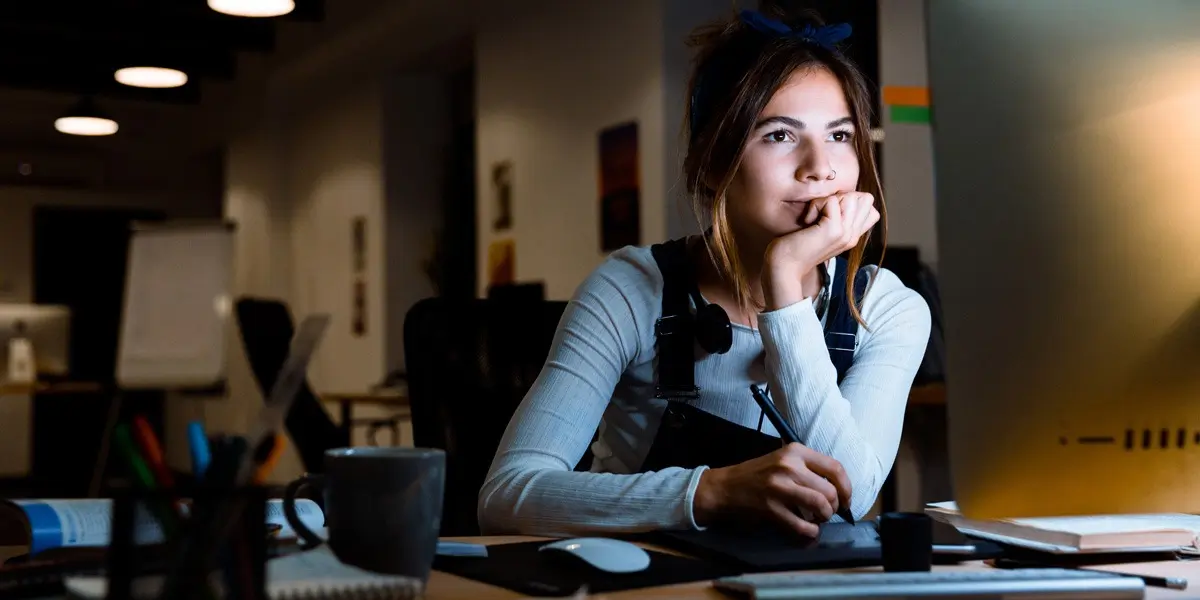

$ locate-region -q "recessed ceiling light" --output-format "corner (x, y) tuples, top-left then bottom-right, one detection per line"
(207, 0), (295, 17)
(55, 117), (118, 136)
(54, 98), (118, 136)
(115, 66), (188, 89)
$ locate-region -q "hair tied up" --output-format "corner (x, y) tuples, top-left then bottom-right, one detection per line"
(738, 9), (852, 51)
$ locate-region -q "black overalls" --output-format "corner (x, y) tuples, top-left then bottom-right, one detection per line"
(638, 237), (868, 473)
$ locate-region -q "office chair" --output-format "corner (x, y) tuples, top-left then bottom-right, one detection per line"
(234, 297), (348, 474)
(404, 295), (581, 536)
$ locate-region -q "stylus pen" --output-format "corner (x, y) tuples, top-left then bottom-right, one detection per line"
(991, 558), (1187, 590)
(749, 384), (855, 525)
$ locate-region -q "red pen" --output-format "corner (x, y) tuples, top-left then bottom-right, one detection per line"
(131, 416), (173, 487)
(130, 415), (186, 515)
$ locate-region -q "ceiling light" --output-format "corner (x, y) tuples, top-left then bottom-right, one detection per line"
(207, 0), (295, 17)
(115, 66), (188, 89)
(54, 98), (118, 137)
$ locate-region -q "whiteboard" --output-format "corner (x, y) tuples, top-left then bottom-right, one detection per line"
(116, 222), (235, 390)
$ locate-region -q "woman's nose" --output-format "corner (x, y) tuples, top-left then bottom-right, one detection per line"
(795, 143), (834, 182)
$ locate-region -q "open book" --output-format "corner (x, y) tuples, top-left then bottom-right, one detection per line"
(926, 500), (1200, 554)
(0, 498), (325, 556)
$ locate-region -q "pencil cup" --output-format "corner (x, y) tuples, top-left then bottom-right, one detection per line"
(283, 447), (445, 582)
(879, 511), (933, 572)
(107, 485), (270, 600)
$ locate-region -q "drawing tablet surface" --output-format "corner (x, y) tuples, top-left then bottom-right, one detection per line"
(652, 521), (884, 572)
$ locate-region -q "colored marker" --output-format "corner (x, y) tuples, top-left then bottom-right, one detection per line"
(187, 421), (212, 481)
(132, 416), (174, 488)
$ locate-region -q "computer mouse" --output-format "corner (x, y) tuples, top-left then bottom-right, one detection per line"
(538, 537), (651, 574)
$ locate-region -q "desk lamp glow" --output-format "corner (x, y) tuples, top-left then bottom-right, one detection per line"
(207, 0), (294, 17)
(928, 0), (1200, 519)
(54, 98), (117, 136)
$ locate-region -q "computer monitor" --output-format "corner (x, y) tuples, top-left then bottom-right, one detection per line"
(0, 304), (70, 378)
(927, 1), (1200, 519)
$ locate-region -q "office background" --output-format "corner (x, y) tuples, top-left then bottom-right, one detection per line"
(0, 0), (937, 509)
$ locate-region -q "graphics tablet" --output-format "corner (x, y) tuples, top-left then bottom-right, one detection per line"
(650, 519), (1006, 572)
(652, 522), (883, 572)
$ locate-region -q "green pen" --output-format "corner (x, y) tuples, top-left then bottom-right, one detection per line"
(113, 423), (178, 540)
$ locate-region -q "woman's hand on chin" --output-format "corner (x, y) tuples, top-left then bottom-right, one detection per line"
(761, 192), (879, 311)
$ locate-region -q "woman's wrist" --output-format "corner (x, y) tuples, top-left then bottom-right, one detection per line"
(762, 261), (822, 311)
(693, 467), (727, 526)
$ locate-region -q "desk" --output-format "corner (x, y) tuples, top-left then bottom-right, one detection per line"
(0, 381), (103, 396)
(320, 389), (410, 446)
(3, 537), (1196, 598)
(426, 536), (1200, 599)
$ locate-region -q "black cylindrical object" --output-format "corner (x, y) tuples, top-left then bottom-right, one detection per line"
(880, 511), (933, 572)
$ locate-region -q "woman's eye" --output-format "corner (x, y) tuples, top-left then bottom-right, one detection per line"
(829, 130), (855, 143)
(765, 130), (790, 143)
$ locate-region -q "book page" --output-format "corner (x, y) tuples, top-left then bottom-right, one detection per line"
(265, 499), (324, 540)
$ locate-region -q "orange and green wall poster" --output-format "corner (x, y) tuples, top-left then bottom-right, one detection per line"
(883, 86), (930, 124)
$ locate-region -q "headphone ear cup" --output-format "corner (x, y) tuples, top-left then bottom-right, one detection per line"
(694, 302), (733, 354)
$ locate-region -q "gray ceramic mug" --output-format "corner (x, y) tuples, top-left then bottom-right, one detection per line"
(283, 447), (445, 581)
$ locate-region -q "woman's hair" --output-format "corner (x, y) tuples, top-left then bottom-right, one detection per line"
(683, 4), (886, 326)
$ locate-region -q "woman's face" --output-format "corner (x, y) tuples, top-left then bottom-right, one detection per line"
(727, 66), (861, 244)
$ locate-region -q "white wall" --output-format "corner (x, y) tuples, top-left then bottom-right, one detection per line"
(284, 83), (388, 394)
(0, 185), (220, 476)
(475, 0), (666, 299)
(220, 70), (454, 482)
(880, 0), (938, 267)
(220, 80), (390, 482)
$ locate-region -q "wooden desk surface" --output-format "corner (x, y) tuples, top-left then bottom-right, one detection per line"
(428, 536), (1200, 599)
(1, 536), (1194, 598)
(0, 381), (103, 396)
(320, 390), (408, 408)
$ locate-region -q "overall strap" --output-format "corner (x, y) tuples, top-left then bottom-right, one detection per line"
(824, 256), (870, 384)
(651, 238), (700, 399)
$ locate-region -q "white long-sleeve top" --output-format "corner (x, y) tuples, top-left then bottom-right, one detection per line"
(477, 243), (931, 536)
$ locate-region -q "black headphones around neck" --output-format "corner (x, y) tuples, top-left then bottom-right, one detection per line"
(652, 237), (734, 399)
(687, 282), (733, 355)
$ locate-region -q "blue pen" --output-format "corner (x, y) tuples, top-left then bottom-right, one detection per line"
(187, 421), (212, 481)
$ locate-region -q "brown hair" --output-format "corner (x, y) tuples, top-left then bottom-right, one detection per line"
(682, 4), (886, 326)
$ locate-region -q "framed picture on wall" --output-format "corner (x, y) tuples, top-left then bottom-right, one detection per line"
(492, 161), (513, 232)
(598, 121), (640, 252)
(487, 238), (515, 286)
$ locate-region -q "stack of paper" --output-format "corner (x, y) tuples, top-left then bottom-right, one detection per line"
(926, 501), (1200, 554)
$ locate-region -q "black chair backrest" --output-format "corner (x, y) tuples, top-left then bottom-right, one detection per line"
(403, 296), (568, 536)
(883, 246), (946, 385)
(234, 297), (348, 474)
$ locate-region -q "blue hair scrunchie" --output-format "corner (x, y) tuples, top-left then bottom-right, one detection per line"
(738, 9), (852, 51)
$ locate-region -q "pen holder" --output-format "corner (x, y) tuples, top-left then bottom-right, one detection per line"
(107, 484), (271, 600)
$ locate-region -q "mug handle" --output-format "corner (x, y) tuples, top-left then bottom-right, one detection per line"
(283, 473), (327, 549)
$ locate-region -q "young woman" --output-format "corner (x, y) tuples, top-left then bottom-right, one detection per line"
(477, 6), (931, 538)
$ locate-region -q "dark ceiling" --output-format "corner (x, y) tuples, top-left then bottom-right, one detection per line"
(0, 0), (326, 105)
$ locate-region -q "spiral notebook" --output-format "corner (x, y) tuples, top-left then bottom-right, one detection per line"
(60, 545), (422, 599)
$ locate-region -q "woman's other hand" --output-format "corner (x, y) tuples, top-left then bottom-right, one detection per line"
(762, 193), (879, 311)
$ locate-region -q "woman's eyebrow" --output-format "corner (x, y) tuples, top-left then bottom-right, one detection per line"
(754, 115), (854, 129)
